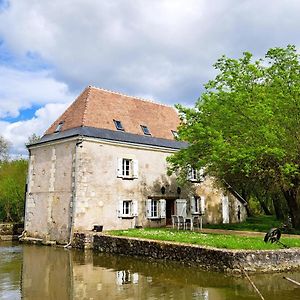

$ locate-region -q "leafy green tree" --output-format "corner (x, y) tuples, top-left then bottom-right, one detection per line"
(0, 160), (28, 222)
(168, 45), (300, 228)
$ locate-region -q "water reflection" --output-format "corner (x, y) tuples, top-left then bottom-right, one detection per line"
(1, 243), (300, 299)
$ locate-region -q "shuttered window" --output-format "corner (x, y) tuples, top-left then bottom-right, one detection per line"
(147, 199), (166, 219)
(118, 200), (138, 218)
(117, 158), (138, 179)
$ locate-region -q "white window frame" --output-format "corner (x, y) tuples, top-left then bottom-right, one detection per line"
(118, 200), (138, 218)
(123, 159), (131, 177)
(187, 167), (204, 182)
(117, 158), (138, 179)
(147, 199), (166, 219)
(190, 196), (205, 214)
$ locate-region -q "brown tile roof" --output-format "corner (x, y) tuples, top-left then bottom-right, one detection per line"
(45, 86), (180, 140)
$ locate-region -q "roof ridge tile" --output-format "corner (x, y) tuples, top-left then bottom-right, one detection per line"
(89, 85), (175, 109)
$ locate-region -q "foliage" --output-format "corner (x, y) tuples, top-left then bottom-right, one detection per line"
(0, 159), (28, 222)
(109, 228), (300, 250)
(0, 136), (9, 161)
(26, 133), (41, 145)
(168, 45), (300, 228)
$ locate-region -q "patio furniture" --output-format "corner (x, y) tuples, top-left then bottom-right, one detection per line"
(184, 217), (193, 230)
(171, 215), (178, 229)
(177, 215), (185, 230)
(192, 215), (203, 230)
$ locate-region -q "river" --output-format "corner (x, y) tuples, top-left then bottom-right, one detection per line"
(0, 242), (300, 299)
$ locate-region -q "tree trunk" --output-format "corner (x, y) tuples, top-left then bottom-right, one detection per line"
(272, 193), (285, 220)
(257, 198), (272, 215)
(242, 189), (253, 217)
(282, 189), (300, 229)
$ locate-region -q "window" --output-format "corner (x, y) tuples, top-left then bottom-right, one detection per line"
(171, 130), (178, 138)
(117, 158), (138, 179)
(123, 200), (131, 215)
(151, 200), (158, 217)
(147, 199), (166, 219)
(123, 159), (131, 177)
(55, 121), (64, 133)
(190, 196), (205, 214)
(140, 125), (151, 135)
(118, 200), (138, 218)
(187, 167), (204, 182)
(113, 119), (124, 131)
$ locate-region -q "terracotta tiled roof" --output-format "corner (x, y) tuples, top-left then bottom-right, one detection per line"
(45, 86), (180, 140)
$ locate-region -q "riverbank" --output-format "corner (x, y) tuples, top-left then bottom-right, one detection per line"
(68, 231), (300, 274)
(0, 223), (23, 241)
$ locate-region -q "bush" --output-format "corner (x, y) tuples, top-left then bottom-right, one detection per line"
(0, 159), (28, 222)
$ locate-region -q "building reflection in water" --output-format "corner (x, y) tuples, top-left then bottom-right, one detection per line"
(20, 245), (300, 300)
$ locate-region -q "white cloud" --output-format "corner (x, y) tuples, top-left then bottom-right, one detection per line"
(1, 0), (299, 104)
(0, 102), (70, 156)
(0, 0), (300, 155)
(0, 66), (73, 118)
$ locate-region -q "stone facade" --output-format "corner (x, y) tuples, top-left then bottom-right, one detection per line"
(25, 135), (247, 244)
(25, 139), (76, 244)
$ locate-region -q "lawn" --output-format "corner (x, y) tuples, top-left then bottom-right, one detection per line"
(204, 215), (300, 234)
(108, 227), (300, 250)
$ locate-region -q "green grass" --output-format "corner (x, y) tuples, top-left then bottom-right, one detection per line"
(203, 215), (294, 233)
(108, 227), (300, 250)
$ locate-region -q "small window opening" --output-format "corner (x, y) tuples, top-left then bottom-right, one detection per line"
(122, 159), (131, 177)
(55, 121), (64, 133)
(141, 125), (151, 135)
(123, 200), (132, 216)
(114, 120), (124, 131)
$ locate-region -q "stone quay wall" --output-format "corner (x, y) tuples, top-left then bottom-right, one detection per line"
(72, 232), (300, 273)
(0, 223), (24, 241)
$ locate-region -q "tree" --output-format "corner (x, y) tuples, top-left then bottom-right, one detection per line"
(168, 45), (300, 228)
(27, 133), (41, 145)
(0, 159), (28, 222)
(0, 135), (9, 161)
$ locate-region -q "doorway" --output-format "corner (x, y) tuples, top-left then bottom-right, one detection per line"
(166, 199), (175, 225)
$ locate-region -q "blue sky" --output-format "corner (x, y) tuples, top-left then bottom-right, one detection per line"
(0, 0), (300, 156)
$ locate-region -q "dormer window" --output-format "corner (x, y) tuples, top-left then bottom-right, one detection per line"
(140, 125), (151, 135)
(171, 130), (178, 138)
(114, 120), (124, 131)
(55, 121), (64, 133)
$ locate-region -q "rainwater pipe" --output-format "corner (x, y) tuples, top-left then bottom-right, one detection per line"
(64, 136), (83, 248)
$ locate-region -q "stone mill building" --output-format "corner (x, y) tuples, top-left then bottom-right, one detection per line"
(24, 86), (247, 244)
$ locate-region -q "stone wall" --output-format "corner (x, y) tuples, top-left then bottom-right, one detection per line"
(0, 223), (23, 240)
(72, 232), (300, 273)
(25, 140), (75, 244)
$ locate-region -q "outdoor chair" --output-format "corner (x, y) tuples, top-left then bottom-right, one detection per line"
(177, 215), (185, 230)
(184, 217), (193, 230)
(192, 215), (202, 230)
(171, 215), (178, 229)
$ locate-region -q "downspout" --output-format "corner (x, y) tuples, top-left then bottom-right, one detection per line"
(64, 136), (83, 248)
